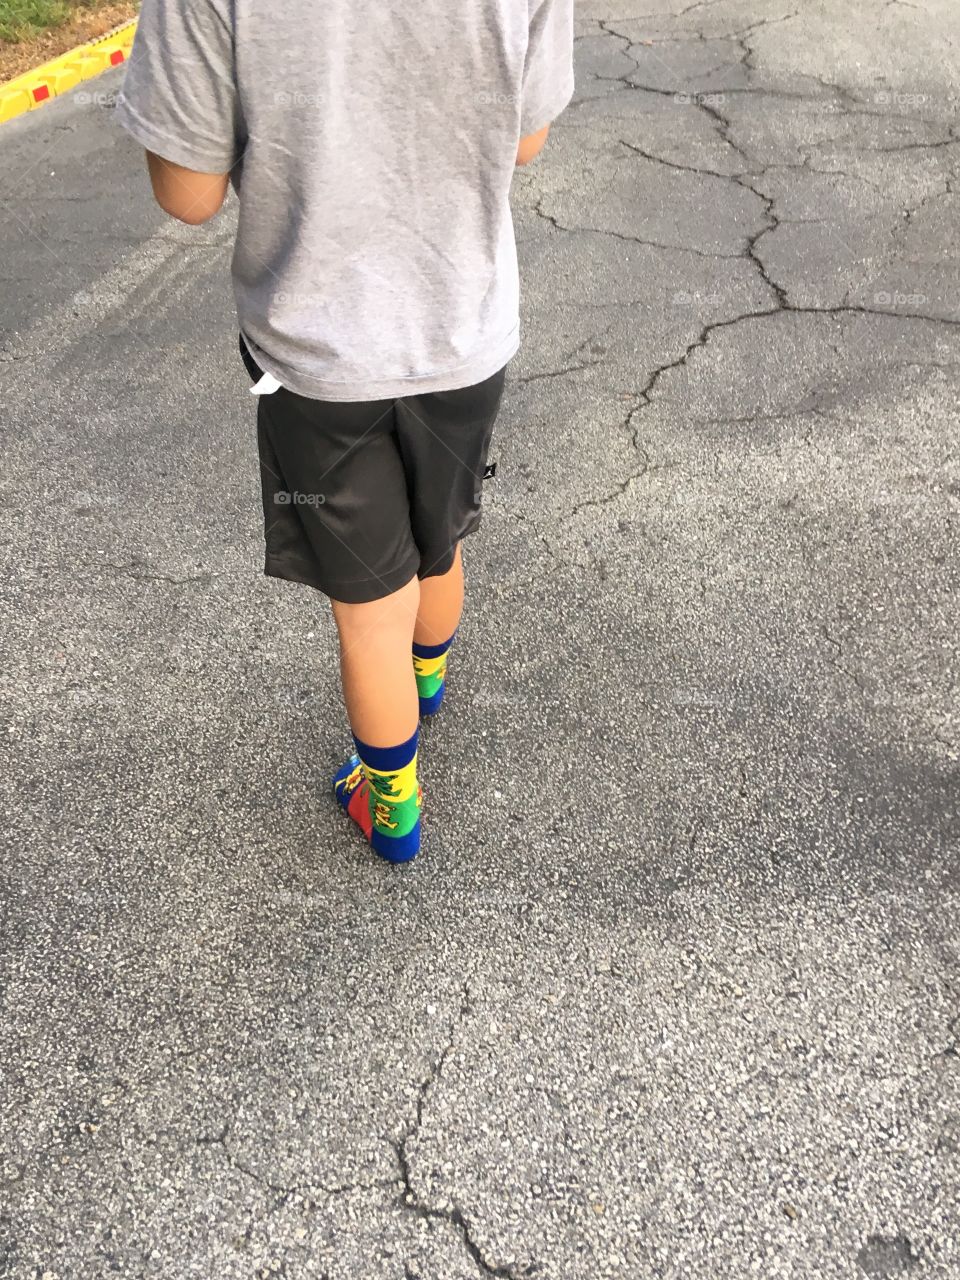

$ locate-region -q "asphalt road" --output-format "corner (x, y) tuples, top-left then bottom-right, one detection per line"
(1, 2), (959, 1277)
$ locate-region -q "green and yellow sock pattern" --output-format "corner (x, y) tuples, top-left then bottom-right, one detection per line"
(413, 633), (455, 716)
(333, 727), (421, 863)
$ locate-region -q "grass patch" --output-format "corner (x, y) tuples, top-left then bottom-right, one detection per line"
(0, 0), (74, 43)
(0, 0), (137, 45)
(0, 0), (137, 80)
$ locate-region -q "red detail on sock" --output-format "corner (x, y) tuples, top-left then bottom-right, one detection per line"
(110, 50), (125, 65)
(33, 85), (50, 102)
(346, 780), (373, 841)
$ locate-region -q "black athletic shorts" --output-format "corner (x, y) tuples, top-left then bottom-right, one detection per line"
(240, 336), (506, 604)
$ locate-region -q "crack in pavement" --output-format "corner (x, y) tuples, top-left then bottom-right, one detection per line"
(629, 298), (960, 407)
(549, 234), (960, 522)
(391, 983), (529, 1280)
(529, 38), (960, 533)
(567, 444), (652, 518)
(613, 138), (790, 303)
(532, 194), (741, 259)
(199, 1123), (399, 1212)
(593, 16), (915, 127)
(731, 11), (801, 73)
(850, 135), (960, 154)
(615, 138), (741, 182)
(556, 40), (902, 310)
(514, 357), (604, 384)
(513, 329), (612, 385)
(821, 623), (870, 697)
(501, 503), (570, 571)
(556, 300), (960, 524)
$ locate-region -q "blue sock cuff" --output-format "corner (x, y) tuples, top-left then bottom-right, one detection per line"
(353, 727), (418, 772)
(412, 631), (456, 660)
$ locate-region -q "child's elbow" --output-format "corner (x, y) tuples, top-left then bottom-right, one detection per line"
(158, 196), (222, 226)
(146, 151), (228, 225)
(516, 125), (550, 166)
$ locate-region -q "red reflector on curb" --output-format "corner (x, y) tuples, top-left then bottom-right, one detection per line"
(0, 17), (137, 127)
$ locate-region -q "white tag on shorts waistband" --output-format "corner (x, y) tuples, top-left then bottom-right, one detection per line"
(250, 372), (282, 396)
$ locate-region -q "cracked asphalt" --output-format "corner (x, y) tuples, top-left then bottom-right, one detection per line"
(1, 2), (959, 1277)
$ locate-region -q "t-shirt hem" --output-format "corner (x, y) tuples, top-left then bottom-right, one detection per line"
(241, 324), (520, 402)
(114, 94), (238, 174)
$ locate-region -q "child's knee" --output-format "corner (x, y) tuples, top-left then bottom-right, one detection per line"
(331, 576), (419, 643)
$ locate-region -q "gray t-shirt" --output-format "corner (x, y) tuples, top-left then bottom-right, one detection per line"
(115, 0), (574, 401)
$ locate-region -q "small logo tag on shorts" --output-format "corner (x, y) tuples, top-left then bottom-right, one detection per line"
(483, 462), (497, 480)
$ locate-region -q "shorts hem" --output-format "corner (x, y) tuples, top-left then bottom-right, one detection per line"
(417, 513), (483, 582)
(265, 552), (421, 603)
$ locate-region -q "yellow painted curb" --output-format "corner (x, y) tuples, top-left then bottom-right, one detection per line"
(0, 17), (137, 125)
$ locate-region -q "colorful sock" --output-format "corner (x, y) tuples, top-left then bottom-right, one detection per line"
(413, 633), (455, 716)
(332, 727), (421, 863)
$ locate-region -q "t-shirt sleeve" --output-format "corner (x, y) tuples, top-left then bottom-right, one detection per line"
(114, 0), (241, 173)
(520, 0), (575, 136)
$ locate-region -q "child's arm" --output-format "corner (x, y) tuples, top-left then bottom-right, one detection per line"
(516, 125), (550, 166)
(114, 0), (239, 222)
(516, 0), (573, 164)
(145, 152), (229, 225)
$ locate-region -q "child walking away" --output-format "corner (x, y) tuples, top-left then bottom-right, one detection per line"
(115, 0), (575, 863)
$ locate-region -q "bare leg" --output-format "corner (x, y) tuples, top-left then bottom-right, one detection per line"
(414, 543), (464, 646)
(330, 574), (420, 748)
